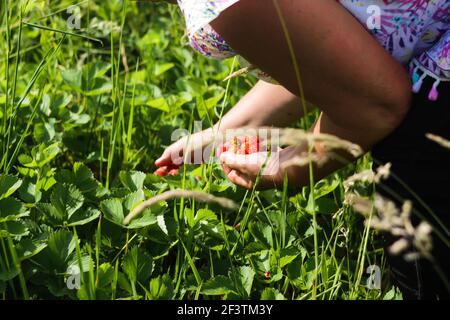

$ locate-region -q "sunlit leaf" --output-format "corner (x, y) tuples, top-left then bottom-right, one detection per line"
(202, 275), (236, 296)
(146, 97), (169, 113)
(50, 184), (84, 220)
(119, 171), (146, 192)
(100, 198), (124, 227)
(122, 246), (154, 285)
(261, 288), (286, 300)
(67, 207), (101, 226)
(0, 175), (23, 199)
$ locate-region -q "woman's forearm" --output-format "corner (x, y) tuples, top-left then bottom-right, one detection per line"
(212, 0), (411, 152)
(212, 0), (412, 190)
(213, 80), (313, 132)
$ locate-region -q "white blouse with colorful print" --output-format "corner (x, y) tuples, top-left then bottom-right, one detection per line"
(177, 0), (449, 101)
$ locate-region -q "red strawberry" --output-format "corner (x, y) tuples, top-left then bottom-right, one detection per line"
(154, 164), (179, 177)
(167, 164), (179, 175)
(154, 166), (168, 177)
(217, 145), (227, 156)
(245, 136), (260, 154)
(216, 142), (230, 158)
(230, 136), (260, 155)
(217, 136), (260, 161)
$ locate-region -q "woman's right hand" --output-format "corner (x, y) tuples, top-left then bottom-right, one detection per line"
(155, 128), (215, 168)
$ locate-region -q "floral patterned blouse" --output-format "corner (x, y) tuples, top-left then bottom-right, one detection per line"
(177, 0), (449, 101)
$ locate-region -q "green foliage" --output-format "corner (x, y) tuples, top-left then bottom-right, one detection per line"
(0, 0), (395, 301)
(0, 175), (23, 199)
(122, 246), (154, 290)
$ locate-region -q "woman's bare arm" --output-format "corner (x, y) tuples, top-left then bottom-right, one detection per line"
(212, 0), (411, 150)
(212, 0), (412, 188)
(155, 80), (311, 166)
(215, 80), (312, 130)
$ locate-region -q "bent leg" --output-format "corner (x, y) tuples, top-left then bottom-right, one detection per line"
(372, 79), (450, 300)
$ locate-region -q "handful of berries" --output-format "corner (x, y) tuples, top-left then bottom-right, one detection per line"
(154, 164), (179, 177)
(154, 136), (260, 177)
(217, 136), (260, 157)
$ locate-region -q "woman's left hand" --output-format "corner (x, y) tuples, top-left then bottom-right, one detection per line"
(219, 141), (337, 190)
(219, 150), (283, 190)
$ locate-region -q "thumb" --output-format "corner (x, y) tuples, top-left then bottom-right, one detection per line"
(155, 145), (183, 167)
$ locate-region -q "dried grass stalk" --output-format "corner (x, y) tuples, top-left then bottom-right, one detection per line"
(276, 128), (363, 157)
(123, 190), (238, 225)
(426, 133), (450, 150)
(177, 127), (363, 162)
(223, 65), (257, 82)
(281, 152), (330, 169)
(344, 163), (391, 190)
(349, 192), (433, 261)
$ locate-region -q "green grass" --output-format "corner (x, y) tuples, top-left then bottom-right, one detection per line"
(0, 0), (403, 300)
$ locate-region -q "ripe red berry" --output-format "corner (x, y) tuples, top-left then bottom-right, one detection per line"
(216, 142), (230, 158)
(154, 166), (168, 177)
(167, 164), (179, 175)
(154, 164), (179, 177)
(237, 136), (260, 155)
(245, 136), (260, 154)
(218, 136), (260, 157)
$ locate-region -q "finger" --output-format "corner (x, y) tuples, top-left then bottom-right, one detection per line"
(154, 166), (168, 177)
(155, 144), (184, 167)
(227, 170), (254, 189)
(155, 156), (183, 167)
(155, 148), (173, 167)
(221, 163), (232, 176)
(155, 156), (170, 167)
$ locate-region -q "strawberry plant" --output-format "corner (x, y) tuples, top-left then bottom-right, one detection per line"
(0, 0), (402, 301)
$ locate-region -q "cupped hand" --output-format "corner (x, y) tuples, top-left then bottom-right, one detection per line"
(219, 143), (319, 190)
(219, 150), (284, 190)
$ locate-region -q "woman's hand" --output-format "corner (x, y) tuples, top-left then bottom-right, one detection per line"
(155, 80), (312, 170)
(155, 128), (215, 168)
(219, 149), (283, 190)
(219, 144), (324, 190)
